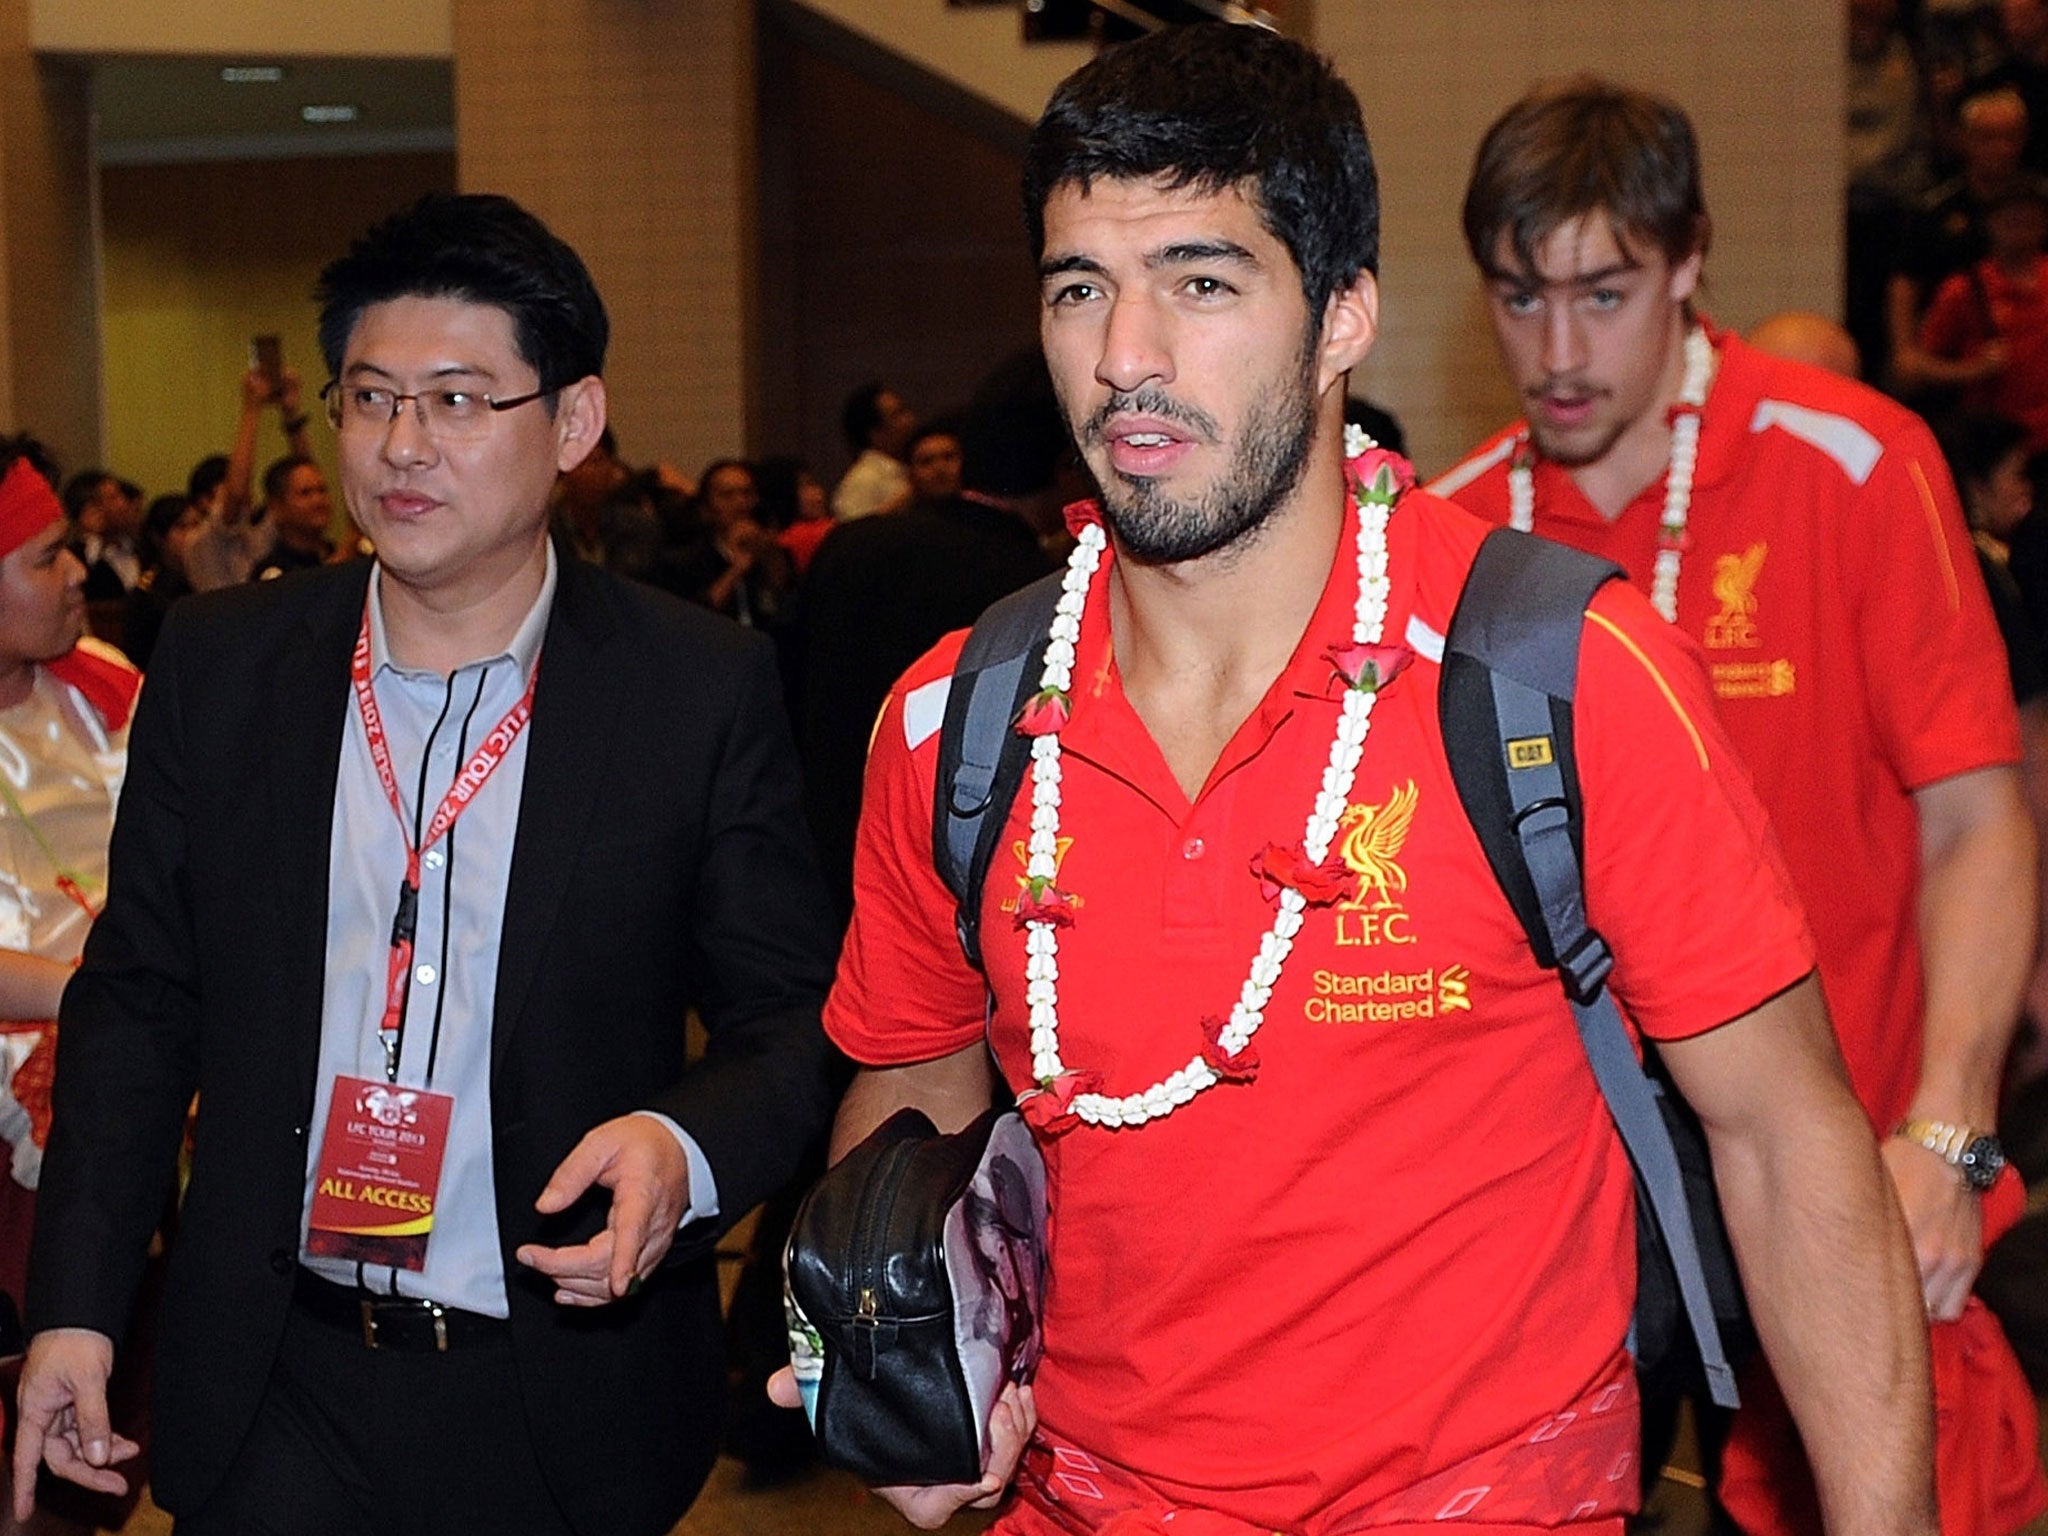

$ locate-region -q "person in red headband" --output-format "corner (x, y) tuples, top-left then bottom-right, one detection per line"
(0, 449), (138, 1356)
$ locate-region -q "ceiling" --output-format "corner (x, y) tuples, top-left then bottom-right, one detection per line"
(92, 56), (454, 165)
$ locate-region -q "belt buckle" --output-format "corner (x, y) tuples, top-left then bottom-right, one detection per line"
(357, 1298), (450, 1351)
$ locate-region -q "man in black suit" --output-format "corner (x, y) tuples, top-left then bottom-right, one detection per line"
(12, 193), (839, 1535)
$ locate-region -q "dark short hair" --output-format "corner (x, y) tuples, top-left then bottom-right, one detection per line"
(262, 453), (317, 507)
(315, 192), (608, 394)
(1343, 395), (1407, 459)
(841, 382), (891, 455)
(961, 350), (1070, 499)
(753, 454), (812, 531)
(187, 454), (229, 503)
(691, 458), (758, 532)
(141, 493), (193, 565)
(143, 493), (192, 541)
(696, 457), (756, 494)
(1986, 177), (2048, 218)
(0, 434), (59, 493)
(1463, 77), (1710, 282)
(906, 416), (964, 458)
(1022, 23), (1379, 315)
(60, 470), (113, 521)
(1935, 409), (2029, 490)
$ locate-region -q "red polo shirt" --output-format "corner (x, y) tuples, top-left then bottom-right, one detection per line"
(828, 487), (1814, 1535)
(1920, 256), (2048, 451)
(1433, 330), (2021, 1133)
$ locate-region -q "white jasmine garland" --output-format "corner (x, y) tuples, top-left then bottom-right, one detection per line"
(1020, 426), (1401, 1131)
(1508, 323), (1714, 624)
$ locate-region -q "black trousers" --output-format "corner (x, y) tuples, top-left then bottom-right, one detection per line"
(175, 1295), (576, 1536)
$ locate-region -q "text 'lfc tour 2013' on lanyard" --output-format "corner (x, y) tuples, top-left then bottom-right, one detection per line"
(349, 597), (539, 1085)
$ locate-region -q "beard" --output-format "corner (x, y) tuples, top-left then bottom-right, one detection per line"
(1078, 353), (1318, 567)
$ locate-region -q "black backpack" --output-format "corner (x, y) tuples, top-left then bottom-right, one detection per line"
(931, 526), (1754, 1409)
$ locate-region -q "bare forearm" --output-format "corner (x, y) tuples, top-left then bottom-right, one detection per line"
(1717, 1104), (1935, 1536)
(1665, 981), (1937, 1534)
(222, 404), (261, 525)
(830, 1046), (997, 1163)
(1914, 765), (2033, 1126)
(1887, 275), (1930, 390)
(2015, 703), (2048, 987)
(1896, 342), (1997, 390)
(0, 950), (72, 1021)
(704, 561), (747, 616)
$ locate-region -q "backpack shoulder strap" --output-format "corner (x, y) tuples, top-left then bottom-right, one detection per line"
(933, 572), (1064, 970)
(1439, 528), (1609, 973)
(1439, 527), (1741, 1409)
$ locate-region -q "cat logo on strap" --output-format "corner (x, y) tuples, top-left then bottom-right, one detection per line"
(1506, 737), (1554, 770)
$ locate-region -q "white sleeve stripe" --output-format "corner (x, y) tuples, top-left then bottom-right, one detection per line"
(1425, 436), (1516, 498)
(1405, 614), (1446, 664)
(903, 676), (951, 751)
(1748, 399), (1883, 486)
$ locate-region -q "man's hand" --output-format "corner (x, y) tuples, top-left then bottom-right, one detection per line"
(11, 1328), (137, 1519)
(274, 368), (304, 419)
(514, 1115), (689, 1305)
(1880, 1135), (1984, 1321)
(766, 1365), (1035, 1529)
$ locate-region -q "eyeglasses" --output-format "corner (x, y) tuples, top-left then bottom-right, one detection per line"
(321, 379), (553, 440)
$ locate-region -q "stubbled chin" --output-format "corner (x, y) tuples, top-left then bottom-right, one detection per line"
(1527, 420), (1618, 470)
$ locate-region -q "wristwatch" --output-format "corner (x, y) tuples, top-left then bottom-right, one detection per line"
(1895, 1118), (2007, 1192)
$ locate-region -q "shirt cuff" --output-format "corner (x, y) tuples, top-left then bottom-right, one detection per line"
(631, 1110), (720, 1227)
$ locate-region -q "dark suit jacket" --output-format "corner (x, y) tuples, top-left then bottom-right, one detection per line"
(28, 553), (841, 1535)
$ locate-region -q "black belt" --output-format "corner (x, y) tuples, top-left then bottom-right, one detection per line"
(292, 1267), (510, 1353)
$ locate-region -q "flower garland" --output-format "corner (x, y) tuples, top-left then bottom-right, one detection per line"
(1508, 323), (1714, 624)
(1014, 427), (1412, 1135)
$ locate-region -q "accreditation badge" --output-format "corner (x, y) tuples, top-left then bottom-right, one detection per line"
(305, 1075), (453, 1271)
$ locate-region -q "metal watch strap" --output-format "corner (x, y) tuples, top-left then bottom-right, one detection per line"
(1896, 1117), (2004, 1189)
(1897, 1117), (1974, 1162)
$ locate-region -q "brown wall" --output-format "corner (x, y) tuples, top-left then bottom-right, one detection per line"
(0, 39), (98, 477)
(1320, 0), (1843, 476)
(755, 6), (1041, 485)
(454, 0), (755, 479)
(99, 151), (455, 500)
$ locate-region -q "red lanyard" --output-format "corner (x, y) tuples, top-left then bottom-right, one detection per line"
(349, 600), (539, 1079)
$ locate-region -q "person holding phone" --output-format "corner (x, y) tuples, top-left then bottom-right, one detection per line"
(185, 350), (323, 591)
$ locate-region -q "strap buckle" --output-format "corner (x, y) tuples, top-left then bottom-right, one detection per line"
(1556, 930), (1613, 1005)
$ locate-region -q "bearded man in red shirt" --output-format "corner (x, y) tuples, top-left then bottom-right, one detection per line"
(785, 27), (1942, 1536)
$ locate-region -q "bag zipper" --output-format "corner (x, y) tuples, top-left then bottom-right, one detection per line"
(848, 1136), (919, 1379)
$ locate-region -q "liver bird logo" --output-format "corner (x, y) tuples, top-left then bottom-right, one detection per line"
(1705, 542), (1767, 649)
(1711, 542), (1768, 619)
(1336, 780), (1419, 909)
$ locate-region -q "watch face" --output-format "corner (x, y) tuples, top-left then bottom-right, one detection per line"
(1959, 1135), (2007, 1192)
